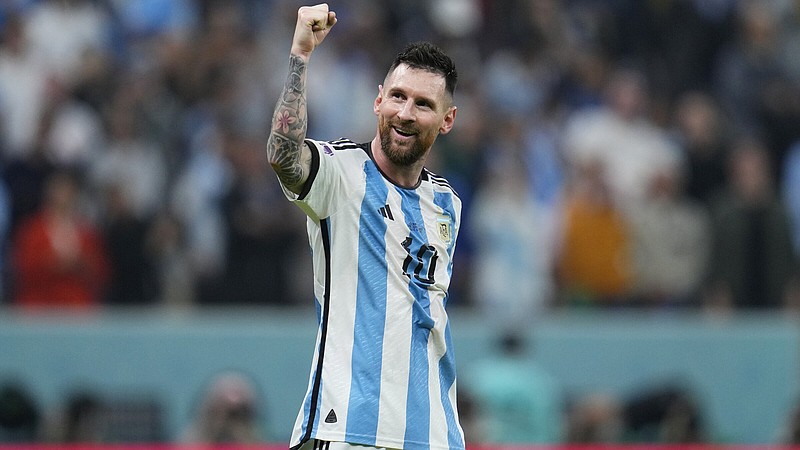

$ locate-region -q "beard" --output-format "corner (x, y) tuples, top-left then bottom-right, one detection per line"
(378, 118), (432, 167)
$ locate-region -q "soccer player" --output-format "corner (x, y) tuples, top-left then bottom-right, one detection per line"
(266, 4), (464, 450)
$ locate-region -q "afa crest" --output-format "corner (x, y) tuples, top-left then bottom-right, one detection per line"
(436, 214), (452, 244)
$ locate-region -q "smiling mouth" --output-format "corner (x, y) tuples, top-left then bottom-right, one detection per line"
(393, 126), (416, 137)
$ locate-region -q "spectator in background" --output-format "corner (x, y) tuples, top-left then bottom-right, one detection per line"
(90, 79), (168, 222)
(10, 170), (109, 309)
(41, 390), (105, 443)
(0, 381), (40, 442)
(0, 1), (110, 219)
(219, 131), (308, 305)
(109, 0), (197, 44)
(146, 211), (193, 307)
(672, 91), (730, 206)
(23, 0), (111, 89)
(714, 1), (781, 131)
(784, 142), (800, 260)
(100, 182), (158, 306)
(169, 114), (231, 306)
(611, 1), (729, 104)
(628, 162), (711, 307)
(714, 1), (799, 177)
(566, 384), (706, 445)
(462, 331), (563, 444)
(2, 98), (58, 239)
(780, 396), (800, 445)
(0, 12), (48, 160)
(622, 384), (706, 443)
(88, 79), (166, 306)
(562, 66), (681, 212)
(556, 159), (634, 306)
(566, 393), (624, 444)
(181, 371), (264, 444)
(470, 121), (555, 325)
(557, 46), (609, 111)
(59, 392), (104, 443)
(39, 74), (104, 175)
(705, 137), (800, 311)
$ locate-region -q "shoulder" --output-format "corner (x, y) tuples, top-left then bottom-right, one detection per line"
(302, 138), (369, 185)
(423, 168), (460, 199)
(305, 138), (366, 157)
(299, 138), (371, 202)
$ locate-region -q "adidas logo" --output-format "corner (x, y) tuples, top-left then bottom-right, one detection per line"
(379, 204), (394, 220)
(324, 409), (338, 423)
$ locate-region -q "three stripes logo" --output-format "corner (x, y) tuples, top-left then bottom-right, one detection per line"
(313, 440), (332, 450)
(379, 204), (394, 220)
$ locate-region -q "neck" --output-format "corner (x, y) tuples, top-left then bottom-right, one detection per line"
(370, 136), (425, 189)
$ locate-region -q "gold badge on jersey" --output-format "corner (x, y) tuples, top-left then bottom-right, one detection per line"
(437, 214), (452, 244)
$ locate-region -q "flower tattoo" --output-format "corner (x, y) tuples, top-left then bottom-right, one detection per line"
(275, 110), (296, 134)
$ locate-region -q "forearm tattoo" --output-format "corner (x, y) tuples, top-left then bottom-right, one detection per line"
(267, 55), (309, 190)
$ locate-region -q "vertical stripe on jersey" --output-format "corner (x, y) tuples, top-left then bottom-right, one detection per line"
(295, 219), (333, 449)
(433, 191), (457, 260)
(434, 191), (457, 309)
(435, 191), (457, 295)
(434, 190), (463, 448)
(345, 163), (390, 443)
(439, 321), (464, 450)
(397, 187), (433, 449)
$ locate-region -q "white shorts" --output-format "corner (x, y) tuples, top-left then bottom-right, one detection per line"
(297, 439), (400, 450)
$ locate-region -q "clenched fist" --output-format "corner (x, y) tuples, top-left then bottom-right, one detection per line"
(291, 3), (337, 60)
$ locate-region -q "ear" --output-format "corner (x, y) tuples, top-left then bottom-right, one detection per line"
(373, 85), (384, 115)
(439, 106), (457, 135)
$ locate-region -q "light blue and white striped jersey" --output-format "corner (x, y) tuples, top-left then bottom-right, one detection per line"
(281, 138), (465, 450)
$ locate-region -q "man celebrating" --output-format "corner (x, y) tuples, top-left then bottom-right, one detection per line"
(267, 4), (465, 450)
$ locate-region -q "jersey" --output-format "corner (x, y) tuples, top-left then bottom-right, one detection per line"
(281, 138), (465, 450)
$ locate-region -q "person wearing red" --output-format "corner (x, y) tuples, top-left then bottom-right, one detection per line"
(11, 170), (109, 309)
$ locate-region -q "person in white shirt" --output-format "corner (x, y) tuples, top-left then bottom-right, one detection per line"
(266, 4), (464, 450)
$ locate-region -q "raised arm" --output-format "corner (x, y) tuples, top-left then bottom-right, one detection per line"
(267, 4), (337, 194)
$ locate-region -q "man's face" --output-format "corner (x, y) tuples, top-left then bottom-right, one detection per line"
(374, 64), (456, 167)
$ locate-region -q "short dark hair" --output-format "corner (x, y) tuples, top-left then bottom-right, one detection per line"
(388, 41), (457, 98)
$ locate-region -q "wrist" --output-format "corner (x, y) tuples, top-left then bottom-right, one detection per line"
(290, 47), (312, 62)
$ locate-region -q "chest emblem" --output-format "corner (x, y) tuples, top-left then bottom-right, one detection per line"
(437, 214), (452, 245)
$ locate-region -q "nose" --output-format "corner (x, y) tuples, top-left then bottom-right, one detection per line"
(397, 100), (415, 121)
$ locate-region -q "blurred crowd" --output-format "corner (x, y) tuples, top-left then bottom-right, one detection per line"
(0, 0), (798, 317)
(0, 371), (263, 444)
(458, 332), (708, 445)
(3, 334), (800, 446)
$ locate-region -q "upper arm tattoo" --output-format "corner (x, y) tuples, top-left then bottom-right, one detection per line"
(267, 55), (310, 192)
